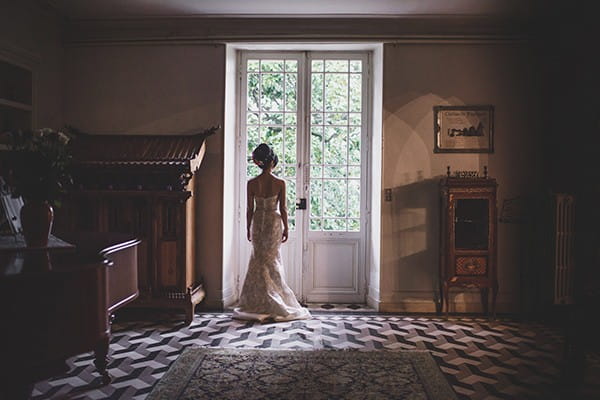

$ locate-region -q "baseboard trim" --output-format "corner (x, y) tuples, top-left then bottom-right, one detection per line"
(379, 289), (518, 313)
(379, 299), (515, 314)
(367, 286), (381, 310)
(198, 298), (224, 312)
(222, 285), (237, 309)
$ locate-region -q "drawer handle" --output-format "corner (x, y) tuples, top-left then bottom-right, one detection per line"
(466, 260), (478, 270)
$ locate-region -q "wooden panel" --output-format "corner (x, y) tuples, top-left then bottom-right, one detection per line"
(76, 198), (98, 231)
(161, 201), (179, 240)
(107, 198), (132, 233)
(185, 175), (196, 288)
(55, 197), (100, 233)
(307, 240), (360, 298)
(136, 240), (150, 292)
(455, 256), (487, 276)
(131, 198), (149, 235)
(158, 241), (178, 289)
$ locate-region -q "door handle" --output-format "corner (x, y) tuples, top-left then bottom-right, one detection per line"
(296, 198), (307, 210)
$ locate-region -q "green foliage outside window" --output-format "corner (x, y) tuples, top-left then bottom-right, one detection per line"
(246, 58), (363, 232)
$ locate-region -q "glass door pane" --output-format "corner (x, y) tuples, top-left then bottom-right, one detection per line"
(454, 198), (489, 249)
(309, 58), (362, 232)
(245, 58), (299, 230)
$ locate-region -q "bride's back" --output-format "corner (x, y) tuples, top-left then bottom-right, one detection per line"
(249, 173), (282, 199)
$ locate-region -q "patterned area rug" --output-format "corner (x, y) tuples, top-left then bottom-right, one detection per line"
(148, 347), (457, 400)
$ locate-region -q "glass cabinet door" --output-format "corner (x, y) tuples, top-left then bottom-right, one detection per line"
(454, 198), (489, 250)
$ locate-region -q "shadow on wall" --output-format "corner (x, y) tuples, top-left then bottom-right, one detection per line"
(390, 176), (442, 310)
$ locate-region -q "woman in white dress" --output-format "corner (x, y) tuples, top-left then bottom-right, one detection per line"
(233, 144), (311, 322)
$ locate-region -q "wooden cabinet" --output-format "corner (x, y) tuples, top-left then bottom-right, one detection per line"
(439, 174), (498, 317)
(54, 129), (218, 324)
(57, 190), (203, 324)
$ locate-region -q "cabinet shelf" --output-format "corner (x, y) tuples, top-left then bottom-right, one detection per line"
(0, 98), (32, 111)
(0, 58), (33, 132)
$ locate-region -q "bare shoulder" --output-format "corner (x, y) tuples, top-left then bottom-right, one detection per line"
(247, 177), (259, 193)
(274, 176), (286, 188)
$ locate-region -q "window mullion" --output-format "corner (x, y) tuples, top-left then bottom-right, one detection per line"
(321, 60), (325, 230)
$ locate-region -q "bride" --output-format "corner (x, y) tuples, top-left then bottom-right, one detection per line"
(233, 143), (311, 322)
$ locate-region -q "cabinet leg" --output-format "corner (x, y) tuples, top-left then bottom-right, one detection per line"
(437, 281), (444, 315)
(492, 282), (499, 319)
(94, 336), (111, 385)
(184, 303), (196, 325)
(480, 288), (489, 316)
(443, 282), (450, 318)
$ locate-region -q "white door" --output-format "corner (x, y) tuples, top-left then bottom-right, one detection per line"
(237, 51), (370, 303)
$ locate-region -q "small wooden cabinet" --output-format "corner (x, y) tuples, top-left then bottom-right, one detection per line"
(439, 174), (498, 317)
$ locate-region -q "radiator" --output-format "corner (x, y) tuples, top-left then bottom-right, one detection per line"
(554, 194), (575, 305)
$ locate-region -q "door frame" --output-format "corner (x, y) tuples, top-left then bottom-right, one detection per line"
(232, 48), (374, 304)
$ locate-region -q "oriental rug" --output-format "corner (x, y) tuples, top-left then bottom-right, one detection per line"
(147, 347), (457, 399)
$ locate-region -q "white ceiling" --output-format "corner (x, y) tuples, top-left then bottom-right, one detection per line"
(47, 0), (531, 19)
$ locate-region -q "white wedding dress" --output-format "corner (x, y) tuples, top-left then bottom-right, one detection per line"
(233, 195), (311, 322)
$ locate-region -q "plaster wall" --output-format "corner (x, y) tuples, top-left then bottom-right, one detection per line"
(61, 40), (541, 313)
(63, 44), (226, 309)
(381, 42), (542, 312)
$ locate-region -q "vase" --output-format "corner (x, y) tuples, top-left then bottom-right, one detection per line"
(20, 200), (54, 248)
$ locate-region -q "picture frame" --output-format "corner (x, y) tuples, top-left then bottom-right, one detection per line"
(433, 105), (494, 153)
(0, 177), (23, 235)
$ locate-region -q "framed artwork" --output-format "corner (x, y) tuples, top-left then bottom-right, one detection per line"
(0, 177), (23, 234)
(433, 105), (494, 153)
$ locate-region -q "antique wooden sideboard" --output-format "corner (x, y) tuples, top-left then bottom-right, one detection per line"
(54, 127), (218, 323)
(0, 232), (139, 399)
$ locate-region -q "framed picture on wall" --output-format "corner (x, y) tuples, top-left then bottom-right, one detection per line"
(433, 105), (494, 153)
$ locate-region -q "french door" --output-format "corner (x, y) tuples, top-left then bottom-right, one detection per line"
(237, 51), (370, 303)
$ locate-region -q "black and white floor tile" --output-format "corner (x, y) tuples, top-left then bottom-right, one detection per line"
(29, 309), (591, 399)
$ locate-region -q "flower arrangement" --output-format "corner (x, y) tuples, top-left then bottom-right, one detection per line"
(0, 128), (74, 204)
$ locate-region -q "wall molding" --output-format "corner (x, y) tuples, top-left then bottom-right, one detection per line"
(380, 290), (519, 313)
(64, 15), (532, 45)
(379, 299), (516, 314)
(367, 294), (381, 311)
(199, 298), (224, 312)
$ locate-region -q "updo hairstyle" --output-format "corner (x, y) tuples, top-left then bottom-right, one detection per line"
(252, 143), (279, 170)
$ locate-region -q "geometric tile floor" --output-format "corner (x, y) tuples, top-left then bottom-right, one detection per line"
(30, 308), (581, 400)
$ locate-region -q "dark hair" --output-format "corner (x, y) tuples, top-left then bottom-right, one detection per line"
(252, 143), (278, 170)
